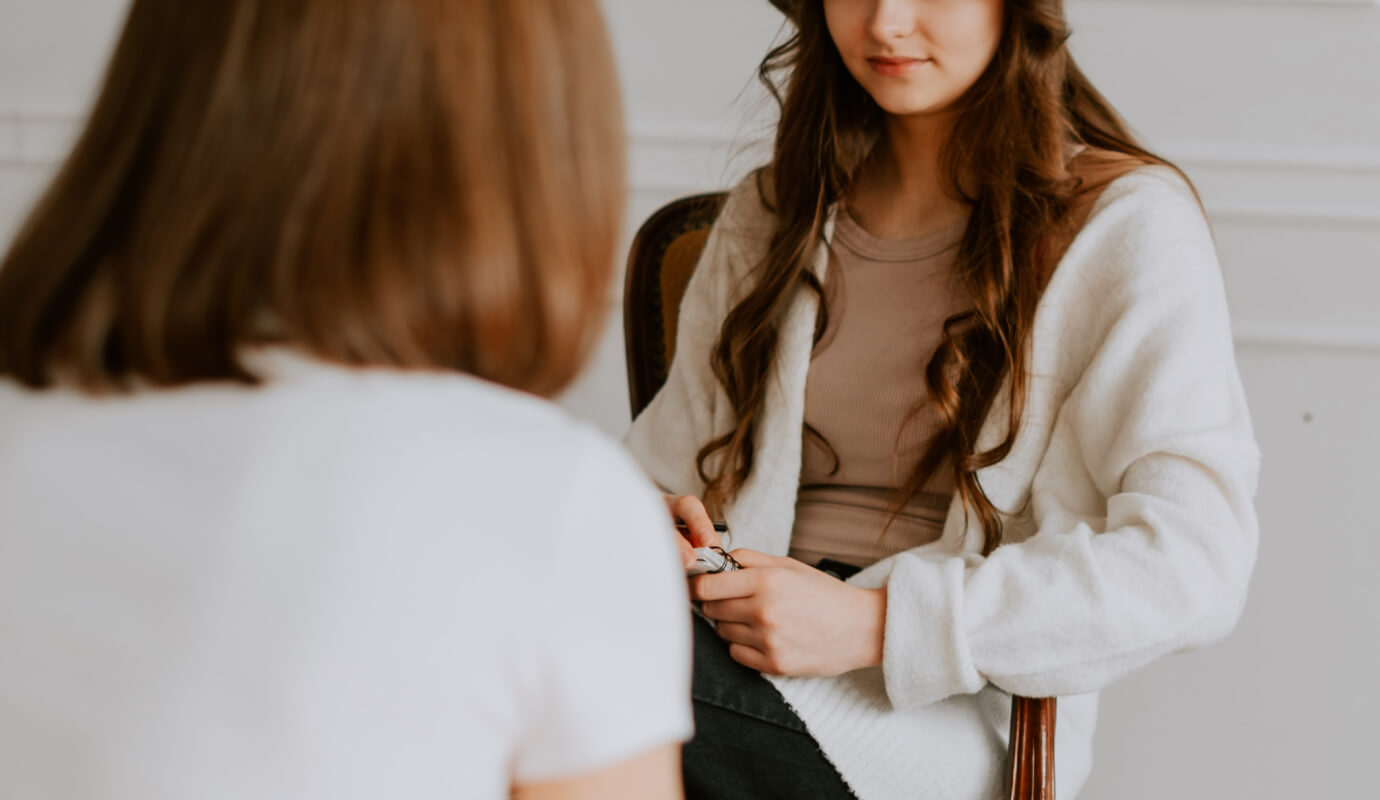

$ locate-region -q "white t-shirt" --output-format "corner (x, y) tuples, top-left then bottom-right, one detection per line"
(0, 350), (692, 799)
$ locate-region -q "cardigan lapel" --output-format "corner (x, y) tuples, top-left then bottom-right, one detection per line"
(720, 215), (836, 557)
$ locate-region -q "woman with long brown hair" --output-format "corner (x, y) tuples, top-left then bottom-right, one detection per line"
(626, 1), (1260, 797)
(0, 1), (691, 798)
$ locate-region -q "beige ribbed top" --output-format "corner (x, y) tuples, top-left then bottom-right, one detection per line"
(788, 208), (969, 569)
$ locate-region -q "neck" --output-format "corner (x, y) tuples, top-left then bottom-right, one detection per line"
(848, 111), (968, 239)
(877, 111), (953, 199)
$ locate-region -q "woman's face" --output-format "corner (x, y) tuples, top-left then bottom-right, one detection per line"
(823, 0), (1004, 118)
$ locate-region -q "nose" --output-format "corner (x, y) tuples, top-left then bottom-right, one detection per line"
(867, 0), (918, 41)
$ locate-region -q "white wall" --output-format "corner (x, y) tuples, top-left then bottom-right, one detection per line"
(1, 1), (1377, 798)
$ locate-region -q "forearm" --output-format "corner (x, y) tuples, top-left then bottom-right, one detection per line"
(878, 451), (1258, 709)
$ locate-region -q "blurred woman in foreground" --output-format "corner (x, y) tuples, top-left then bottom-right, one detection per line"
(0, 2), (691, 798)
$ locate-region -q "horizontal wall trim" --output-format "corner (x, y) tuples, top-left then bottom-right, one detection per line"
(634, 184), (1380, 230)
(629, 123), (1380, 228)
(630, 123), (1380, 174)
(5, 113), (1377, 355)
(8, 113), (1380, 174)
(0, 113), (78, 166)
(634, 176), (1380, 228)
(1233, 323), (1380, 354)
(1206, 208), (1380, 227)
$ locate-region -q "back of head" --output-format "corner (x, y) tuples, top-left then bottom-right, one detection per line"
(0, 0), (625, 397)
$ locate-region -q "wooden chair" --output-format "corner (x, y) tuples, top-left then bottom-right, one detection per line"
(623, 192), (1057, 800)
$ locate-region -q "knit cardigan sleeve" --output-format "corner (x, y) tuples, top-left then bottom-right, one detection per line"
(879, 170), (1261, 710)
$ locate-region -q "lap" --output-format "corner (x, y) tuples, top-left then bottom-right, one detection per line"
(684, 614), (856, 800)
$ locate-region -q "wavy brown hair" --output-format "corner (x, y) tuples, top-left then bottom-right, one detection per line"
(696, 0), (1182, 554)
(0, 0), (624, 398)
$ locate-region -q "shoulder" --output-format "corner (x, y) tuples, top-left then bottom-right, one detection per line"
(668, 169), (780, 311)
(1083, 164), (1209, 250)
(1060, 163), (1218, 301)
(711, 168), (779, 241)
(1037, 163), (1236, 378)
(261, 352), (628, 480)
(273, 357), (675, 556)
(378, 373), (625, 475)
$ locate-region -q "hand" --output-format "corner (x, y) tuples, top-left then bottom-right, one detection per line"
(690, 549), (887, 677)
(663, 494), (723, 571)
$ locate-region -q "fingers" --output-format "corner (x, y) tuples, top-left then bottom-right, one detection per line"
(688, 569), (760, 602)
(698, 598), (758, 624)
(726, 642), (776, 674)
(662, 495), (706, 569)
(664, 494), (721, 549)
(713, 621), (766, 651)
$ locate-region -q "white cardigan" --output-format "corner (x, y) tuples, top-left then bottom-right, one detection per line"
(625, 167), (1260, 799)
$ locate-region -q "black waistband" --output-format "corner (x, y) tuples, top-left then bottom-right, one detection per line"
(814, 558), (863, 581)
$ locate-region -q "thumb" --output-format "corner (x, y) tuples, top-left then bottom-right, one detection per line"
(677, 539), (697, 570)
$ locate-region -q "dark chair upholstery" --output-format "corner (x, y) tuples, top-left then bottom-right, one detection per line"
(623, 191), (1057, 800)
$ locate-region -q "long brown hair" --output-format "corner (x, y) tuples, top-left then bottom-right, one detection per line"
(0, 0), (624, 398)
(698, 0), (1180, 553)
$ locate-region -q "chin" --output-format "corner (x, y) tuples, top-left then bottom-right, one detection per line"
(874, 95), (951, 118)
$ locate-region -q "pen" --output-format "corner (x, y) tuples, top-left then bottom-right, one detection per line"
(674, 520), (729, 535)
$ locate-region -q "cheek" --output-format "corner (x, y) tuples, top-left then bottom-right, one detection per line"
(823, 1), (865, 64)
(934, 3), (1004, 77)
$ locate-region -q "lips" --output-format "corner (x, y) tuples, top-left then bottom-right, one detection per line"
(867, 56), (931, 76)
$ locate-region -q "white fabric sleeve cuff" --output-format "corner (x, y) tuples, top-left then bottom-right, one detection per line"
(881, 553), (986, 710)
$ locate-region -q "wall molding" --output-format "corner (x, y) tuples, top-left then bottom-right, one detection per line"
(1234, 323), (1380, 354)
(0, 112), (79, 166)
(7, 112), (1380, 219)
(629, 122), (1380, 172)
(5, 112), (1376, 354)
(629, 122), (1380, 228)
